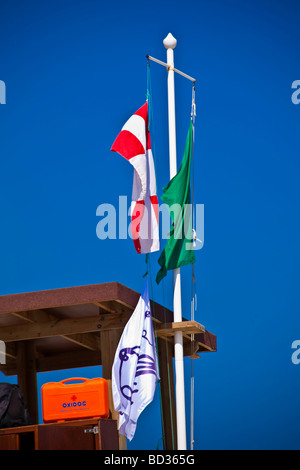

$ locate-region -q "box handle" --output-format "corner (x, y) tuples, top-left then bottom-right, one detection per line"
(60, 377), (88, 385)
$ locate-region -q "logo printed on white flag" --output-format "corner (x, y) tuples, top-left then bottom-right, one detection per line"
(112, 279), (159, 441)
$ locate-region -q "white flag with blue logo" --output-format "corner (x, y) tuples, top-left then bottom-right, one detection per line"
(112, 278), (159, 441)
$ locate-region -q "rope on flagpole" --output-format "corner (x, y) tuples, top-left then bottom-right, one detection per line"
(146, 58), (158, 177)
(190, 82), (197, 451)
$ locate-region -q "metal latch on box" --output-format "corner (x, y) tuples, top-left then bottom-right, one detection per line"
(84, 426), (99, 435)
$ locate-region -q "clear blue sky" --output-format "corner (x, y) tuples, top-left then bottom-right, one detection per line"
(1, 0), (300, 450)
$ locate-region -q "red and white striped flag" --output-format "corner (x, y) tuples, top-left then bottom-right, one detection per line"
(111, 102), (159, 254)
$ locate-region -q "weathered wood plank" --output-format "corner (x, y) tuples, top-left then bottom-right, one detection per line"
(10, 309), (100, 351)
(155, 320), (205, 338)
(0, 312), (132, 342)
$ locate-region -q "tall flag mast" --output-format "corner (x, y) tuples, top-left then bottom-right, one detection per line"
(148, 32), (196, 451)
(163, 32), (187, 451)
(114, 33), (196, 450)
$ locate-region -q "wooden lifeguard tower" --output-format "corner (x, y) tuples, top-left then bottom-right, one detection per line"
(0, 282), (216, 450)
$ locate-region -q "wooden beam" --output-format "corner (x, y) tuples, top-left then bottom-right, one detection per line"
(0, 341), (16, 362)
(93, 301), (117, 313)
(36, 350), (102, 373)
(195, 331), (217, 352)
(0, 282), (175, 324)
(183, 340), (201, 358)
(94, 300), (134, 316)
(0, 312), (132, 343)
(0, 282), (139, 315)
(155, 320), (205, 338)
(10, 309), (100, 352)
(2, 343), (16, 360)
(63, 333), (100, 351)
(10, 309), (52, 322)
(0, 317), (206, 344)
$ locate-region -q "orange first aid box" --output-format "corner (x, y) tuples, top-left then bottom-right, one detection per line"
(41, 377), (109, 423)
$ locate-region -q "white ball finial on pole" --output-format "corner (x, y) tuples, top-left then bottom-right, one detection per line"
(163, 33), (177, 179)
(163, 33), (177, 50)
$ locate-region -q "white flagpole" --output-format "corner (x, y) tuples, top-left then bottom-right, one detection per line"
(163, 32), (187, 451)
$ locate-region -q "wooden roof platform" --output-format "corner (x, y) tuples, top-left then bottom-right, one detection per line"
(0, 281), (216, 376)
(0, 282), (216, 449)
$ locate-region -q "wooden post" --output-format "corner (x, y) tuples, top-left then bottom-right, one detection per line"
(16, 341), (38, 424)
(157, 337), (177, 450)
(100, 329), (126, 450)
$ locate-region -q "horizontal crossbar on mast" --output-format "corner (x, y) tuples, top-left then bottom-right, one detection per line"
(146, 55), (196, 83)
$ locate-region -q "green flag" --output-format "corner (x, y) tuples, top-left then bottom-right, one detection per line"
(156, 119), (195, 285)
